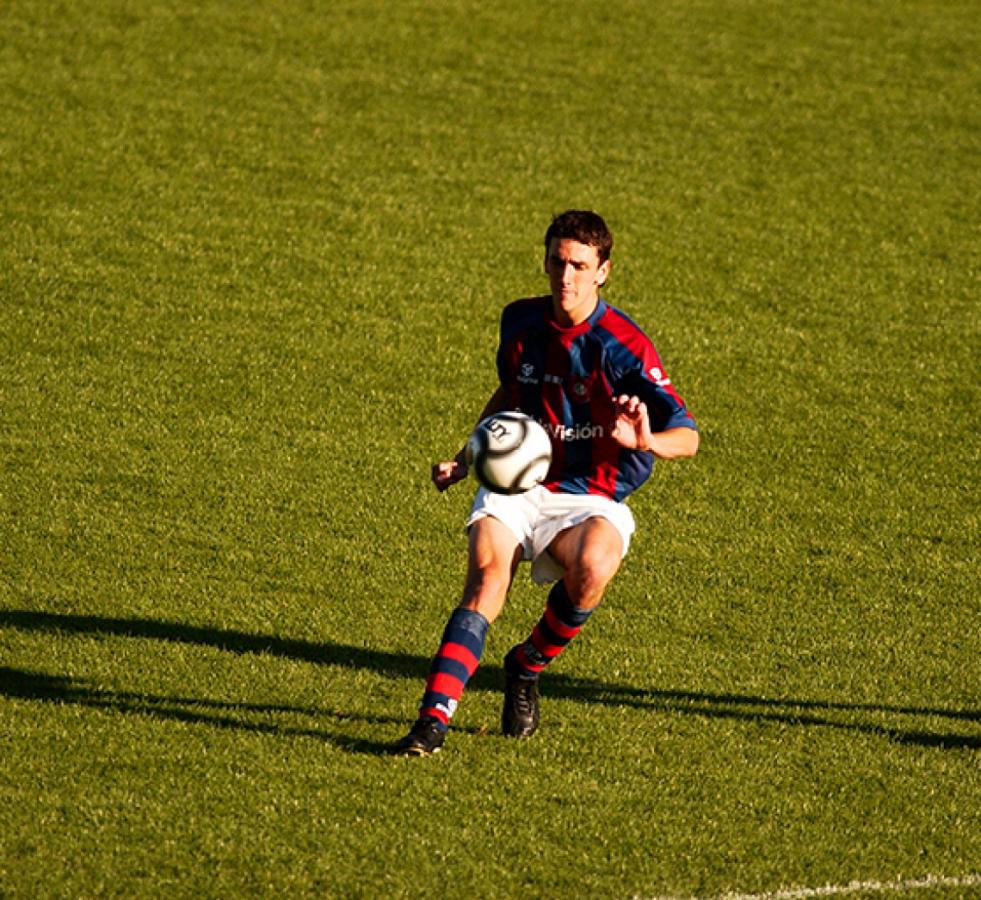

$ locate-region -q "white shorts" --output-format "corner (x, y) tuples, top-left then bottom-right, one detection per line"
(466, 485), (636, 585)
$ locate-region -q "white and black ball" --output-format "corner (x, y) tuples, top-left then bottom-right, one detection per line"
(465, 411), (552, 495)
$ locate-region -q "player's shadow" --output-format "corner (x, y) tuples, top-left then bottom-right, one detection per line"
(0, 665), (400, 754)
(1, 608), (978, 753)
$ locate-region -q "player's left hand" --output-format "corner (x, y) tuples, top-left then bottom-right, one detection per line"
(610, 394), (653, 452)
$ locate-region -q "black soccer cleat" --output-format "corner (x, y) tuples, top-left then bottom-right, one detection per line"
(502, 649), (540, 738)
(389, 716), (447, 757)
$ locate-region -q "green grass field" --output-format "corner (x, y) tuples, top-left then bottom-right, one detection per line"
(1, 0), (979, 896)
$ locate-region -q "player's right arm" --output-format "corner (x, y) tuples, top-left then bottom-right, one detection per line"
(432, 385), (508, 492)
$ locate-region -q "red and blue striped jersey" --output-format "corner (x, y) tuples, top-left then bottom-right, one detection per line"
(496, 296), (697, 501)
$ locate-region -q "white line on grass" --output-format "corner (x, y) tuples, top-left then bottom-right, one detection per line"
(641, 872), (981, 900)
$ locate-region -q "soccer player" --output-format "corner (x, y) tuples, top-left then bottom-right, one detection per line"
(391, 210), (699, 756)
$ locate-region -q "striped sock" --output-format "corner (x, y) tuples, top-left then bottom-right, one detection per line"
(510, 581), (594, 677)
(418, 608), (489, 728)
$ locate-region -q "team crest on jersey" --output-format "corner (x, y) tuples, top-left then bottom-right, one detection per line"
(567, 375), (595, 404)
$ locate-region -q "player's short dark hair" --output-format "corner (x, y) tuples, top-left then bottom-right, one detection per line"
(544, 210), (613, 262)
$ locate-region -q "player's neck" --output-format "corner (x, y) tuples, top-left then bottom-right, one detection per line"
(551, 292), (600, 329)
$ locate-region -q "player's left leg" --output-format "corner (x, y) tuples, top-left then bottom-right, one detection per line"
(503, 517), (623, 737)
(546, 515), (624, 609)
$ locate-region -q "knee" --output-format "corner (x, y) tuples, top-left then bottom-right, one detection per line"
(466, 567), (511, 601)
(460, 567), (512, 621)
(566, 547), (620, 603)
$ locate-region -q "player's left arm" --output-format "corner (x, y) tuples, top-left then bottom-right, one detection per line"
(611, 394), (699, 458)
(610, 338), (699, 459)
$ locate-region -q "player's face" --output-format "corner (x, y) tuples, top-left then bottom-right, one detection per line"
(545, 238), (611, 327)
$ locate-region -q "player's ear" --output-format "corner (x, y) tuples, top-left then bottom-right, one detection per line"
(596, 259), (611, 287)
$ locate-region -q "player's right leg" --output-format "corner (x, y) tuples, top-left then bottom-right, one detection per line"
(458, 514), (524, 624)
(390, 517), (521, 756)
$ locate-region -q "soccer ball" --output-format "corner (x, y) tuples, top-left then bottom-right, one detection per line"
(466, 411), (552, 494)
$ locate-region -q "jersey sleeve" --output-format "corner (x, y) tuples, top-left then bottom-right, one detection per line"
(613, 341), (697, 433)
(495, 303), (518, 387)
(496, 297), (549, 396)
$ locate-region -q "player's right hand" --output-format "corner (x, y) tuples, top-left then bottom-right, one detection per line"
(432, 457), (468, 492)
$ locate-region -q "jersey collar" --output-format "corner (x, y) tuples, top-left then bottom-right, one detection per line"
(547, 298), (607, 338)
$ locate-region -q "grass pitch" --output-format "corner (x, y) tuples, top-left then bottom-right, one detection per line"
(1, 0), (979, 897)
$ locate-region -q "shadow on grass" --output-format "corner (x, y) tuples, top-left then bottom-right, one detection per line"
(1, 608), (978, 753)
(0, 666), (398, 755)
